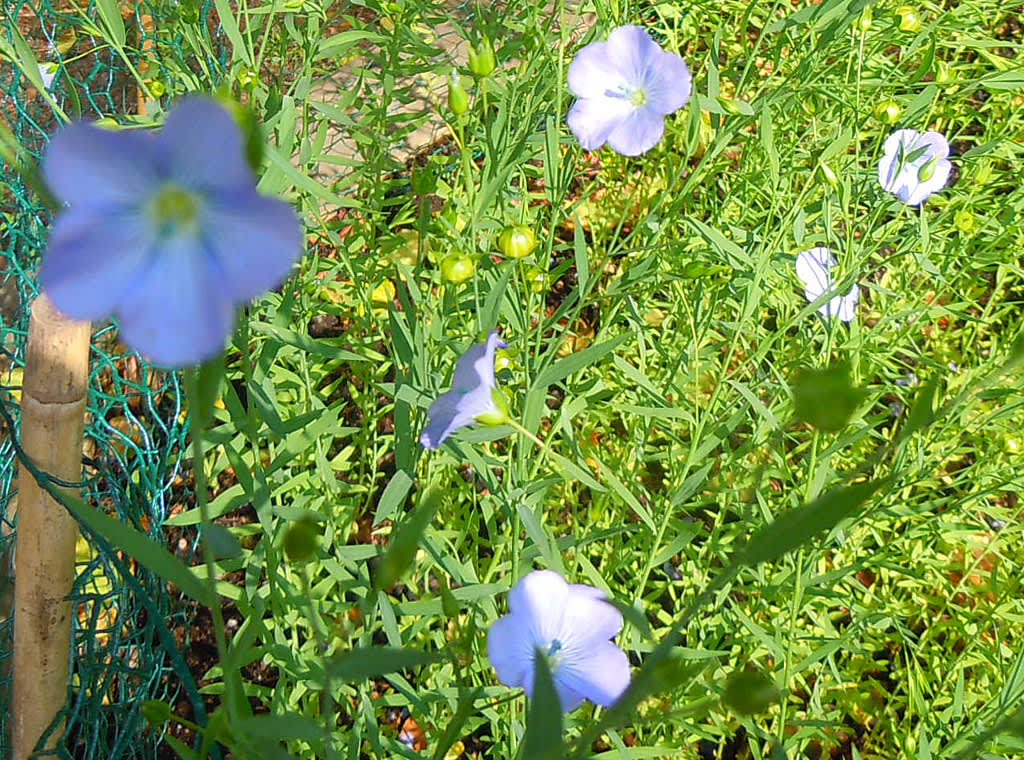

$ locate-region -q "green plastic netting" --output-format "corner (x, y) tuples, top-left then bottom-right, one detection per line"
(1, 2), (225, 756)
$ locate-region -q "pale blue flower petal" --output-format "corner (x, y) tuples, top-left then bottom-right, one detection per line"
(160, 97), (255, 193)
(830, 285), (860, 323)
(563, 586), (623, 642)
(451, 330), (505, 393)
(646, 51), (692, 115)
(567, 96), (634, 151)
(200, 191), (304, 302)
(555, 640), (631, 707)
(606, 107), (666, 157)
(602, 25), (664, 85)
(420, 331), (506, 449)
(903, 158), (952, 205)
(567, 40), (628, 99)
(486, 613), (534, 690)
(39, 206), (153, 321)
(42, 122), (162, 210)
(508, 569), (570, 644)
(554, 680), (587, 713)
(116, 236), (235, 366)
(419, 392), (479, 450)
(795, 247), (835, 297)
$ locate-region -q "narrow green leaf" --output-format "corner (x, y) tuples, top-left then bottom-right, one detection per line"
(204, 523), (241, 559)
(532, 333), (629, 390)
(898, 375), (940, 442)
(573, 217), (590, 291)
(212, 0), (253, 64)
(327, 647), (438, 681)
(738, 480), (883, 567)
(62, 495), (213, 605)
(522, 651), (564, 760)
(980, 70), (1024, 91)
(235, 713), (324, 740)
(431, 688), (483, 760)
(95, 0), (126, 46)
(185, 357), (225, 433)
(375, 487), (439, 590)
(373, 469), (414, 523)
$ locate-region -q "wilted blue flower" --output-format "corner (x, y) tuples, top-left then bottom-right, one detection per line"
(567, 25), (692, 156)
(487, 569), (631, 713)
(419, 330), (508, 449)
(40, 96), (302, 367)
(795, 247), (859, 322)
(877, 128), (952, 205)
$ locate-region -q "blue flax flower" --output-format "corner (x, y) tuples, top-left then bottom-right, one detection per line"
(487, 569), (631, 712)
(40, 97), (302, 367)
(795, 247), (859, 322)
(877, 128), (952, 205)
(419, 330), (508, 449)
(567, 25), (692, 156)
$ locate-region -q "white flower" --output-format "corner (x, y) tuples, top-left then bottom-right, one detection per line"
(567, 25), (692, 156)
(795, 247), (859, 322)
(877, 128), (952, 205)
(487, 570), (631, 712)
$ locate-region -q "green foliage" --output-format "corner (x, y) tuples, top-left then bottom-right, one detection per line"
(3, 0), (1024, 757)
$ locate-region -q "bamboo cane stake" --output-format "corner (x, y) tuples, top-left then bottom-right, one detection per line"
(12, 294), (91, 760)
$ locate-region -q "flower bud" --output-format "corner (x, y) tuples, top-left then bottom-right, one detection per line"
(498, 225), (537, 259)
(954, 209), (975, 233)
(895, 6), (922, 32)
(441, 253), (474, 283)
(856, 6), (873, 31)
(917, 156), (938, 182)
(468, 38), (496, 78)
(934, 61), (953, 85)
(236, 66), (258, 90)
(448, 70), (470, 115)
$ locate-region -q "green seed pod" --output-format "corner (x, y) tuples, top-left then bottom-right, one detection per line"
(525, 266), (546, 293)
(498, 225), (537, 259)
(283, 519), (319, 563)
(896, 6), (922, 32)
(441, 253), (475, 283)
(448, 70), (470, 116)
(875, 100), (901, 124)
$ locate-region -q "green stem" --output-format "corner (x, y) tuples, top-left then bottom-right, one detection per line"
(184, 369), (244, 722)
(298, 566), (336, 760)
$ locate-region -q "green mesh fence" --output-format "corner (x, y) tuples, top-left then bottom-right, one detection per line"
(0, 2), (226, 756)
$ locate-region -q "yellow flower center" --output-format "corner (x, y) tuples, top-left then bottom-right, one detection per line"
(149, 184), (199, 237)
